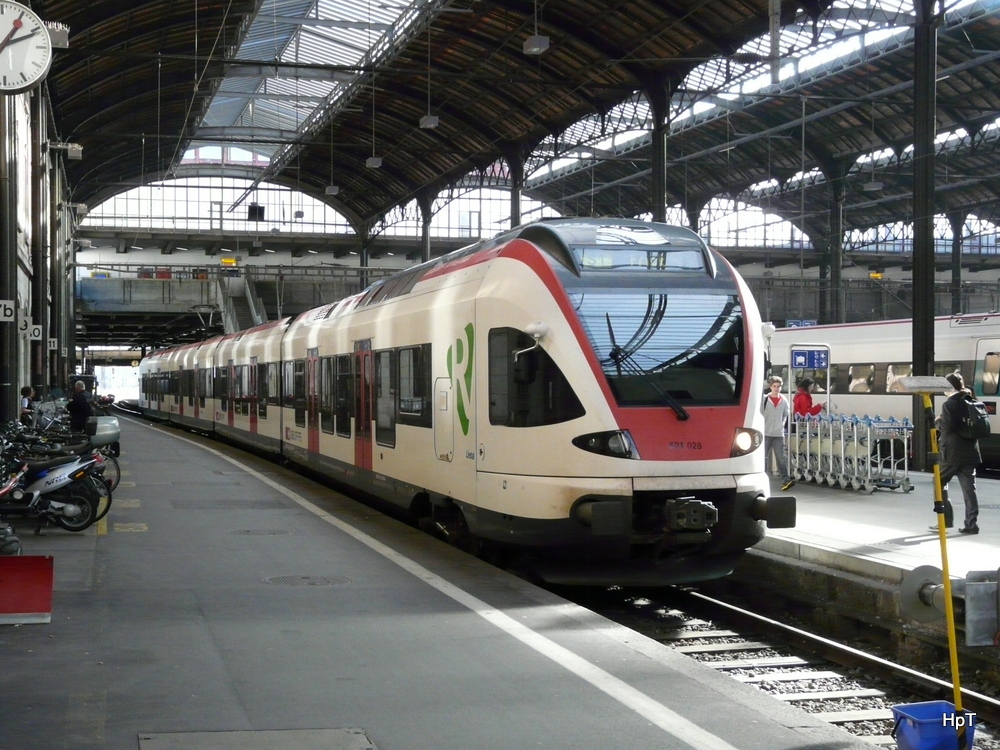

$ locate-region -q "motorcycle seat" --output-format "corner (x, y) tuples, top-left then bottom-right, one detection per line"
(22, 454), (82, 471)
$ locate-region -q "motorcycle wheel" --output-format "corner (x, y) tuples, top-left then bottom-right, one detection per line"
(51, 485), (98, 532)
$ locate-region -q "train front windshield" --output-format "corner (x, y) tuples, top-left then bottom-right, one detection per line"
(559, 227), (745, 407)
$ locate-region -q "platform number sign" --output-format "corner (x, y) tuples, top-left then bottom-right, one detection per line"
(0, 299), (13, 321)
(17, 309), (41, 340)
(791, 349), (829, 369)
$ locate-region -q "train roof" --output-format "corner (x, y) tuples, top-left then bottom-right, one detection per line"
(305, 219), (720, 321)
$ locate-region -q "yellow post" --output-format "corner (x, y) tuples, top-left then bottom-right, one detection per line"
(896, 374), (969, 749)
(921, 392), (964, 719)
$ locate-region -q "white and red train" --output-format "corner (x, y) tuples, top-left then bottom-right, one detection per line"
(138, 218), (795, 585)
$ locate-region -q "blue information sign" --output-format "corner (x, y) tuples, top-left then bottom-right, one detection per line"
(791, 349), (829, 369)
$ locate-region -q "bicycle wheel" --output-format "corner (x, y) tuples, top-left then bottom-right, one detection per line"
(88, 475), (113, 522)
(100, 453), (121, 491)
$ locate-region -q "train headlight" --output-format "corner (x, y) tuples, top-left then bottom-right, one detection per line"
(572, 430), (640, 459)
(731, 428), (762, 457)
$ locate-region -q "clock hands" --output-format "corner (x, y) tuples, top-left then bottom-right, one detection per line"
(0, 16), (22, 57)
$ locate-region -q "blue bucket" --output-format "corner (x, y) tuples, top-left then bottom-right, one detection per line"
(892, 701), (976, 750)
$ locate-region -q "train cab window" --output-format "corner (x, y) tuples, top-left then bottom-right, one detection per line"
(983, 353), (1000, 396)
(375, 350), (397, 447)
(398, 344), (432, 427)
(488, 327), (585, 427)
(293, 359), (306, 427)
(320, 357), (335, 433)
(848, 364), (875, 393)
(335, 355), (353, 438)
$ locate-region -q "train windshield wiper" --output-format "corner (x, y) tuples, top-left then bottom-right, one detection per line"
(605, 314), (689, 421)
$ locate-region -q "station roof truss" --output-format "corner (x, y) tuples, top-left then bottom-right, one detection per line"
(33, 0), (1000, 269)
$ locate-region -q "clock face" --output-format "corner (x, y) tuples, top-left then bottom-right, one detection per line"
(0, 1), (52, 92)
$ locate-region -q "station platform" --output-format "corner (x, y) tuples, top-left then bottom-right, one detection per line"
(760, 469), (997, 584)
(1, 416), (878, 750)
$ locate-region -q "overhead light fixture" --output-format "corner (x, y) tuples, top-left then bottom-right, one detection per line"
(862, 181), (884, 192)
(307, 249), (318, 254)
(129, 245), (143, 251)
(366, 156), (382, 169)
(264, 248), (275, 253)
(523, 35), (549, 55)
(176, 246), (189, 252)
(523, 0), (548, 55)
(325, 185), (340, 196)
(421, 24), (440, 129)
(50, 142), (83, 160)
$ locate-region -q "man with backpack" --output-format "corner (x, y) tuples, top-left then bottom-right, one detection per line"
(933, 372), (982, 534)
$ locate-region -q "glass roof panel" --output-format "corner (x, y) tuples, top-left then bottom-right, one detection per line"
(188, 0), (413, 161)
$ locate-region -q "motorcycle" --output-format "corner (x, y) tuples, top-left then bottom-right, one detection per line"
(0, 451), (101, 533)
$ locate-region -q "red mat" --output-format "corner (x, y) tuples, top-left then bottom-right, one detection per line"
(0, 556), (54, 624)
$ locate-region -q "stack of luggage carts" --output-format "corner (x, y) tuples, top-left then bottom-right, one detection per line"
(788, 412), (914, 493)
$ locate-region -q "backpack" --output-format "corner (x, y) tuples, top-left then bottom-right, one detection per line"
(956, 395), (991, 440)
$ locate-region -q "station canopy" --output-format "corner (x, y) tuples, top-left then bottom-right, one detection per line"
(38, 0), (1000, 250)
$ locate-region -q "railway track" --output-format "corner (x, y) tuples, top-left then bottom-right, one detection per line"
(564, 585), (1000, 748)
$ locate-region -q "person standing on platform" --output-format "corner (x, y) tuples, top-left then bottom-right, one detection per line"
(933, 372), (981, 534)
(67, 380), (93, 433)
(793, 377), (825, 417)
(19, 386), (35, 426)
(762, 376), (794, 491)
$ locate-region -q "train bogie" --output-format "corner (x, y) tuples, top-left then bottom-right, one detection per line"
(139, 219), (795, 585)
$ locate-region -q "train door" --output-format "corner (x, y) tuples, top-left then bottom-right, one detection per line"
(433, 377), (454, 462)
(307, 348), (319, 452)
(354, 340), (373, 471)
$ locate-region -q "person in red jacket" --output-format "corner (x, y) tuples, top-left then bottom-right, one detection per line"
(793, 377), (825, 417)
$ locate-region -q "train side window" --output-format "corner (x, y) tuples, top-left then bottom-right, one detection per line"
(375, 350), (397, 447)
(217, 366), (230, 410)
(199, 368), (209, 408)
(488, 327), (585, 427)
(320, 357), (335, 433)
(257, 362), (268, 419)
(282, 361), (294, 411)
(398, 344), (432, 428)
(266, 362), (280, 407)
(848, 364), (875, 393)
(886, 363), (912, 393)
(791, 366), (836, 394)
(293, 359), (306, 427)
(983, 353), (1000, 396)
(934, 363), (961, 380)
(335, 354), (353, 438)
